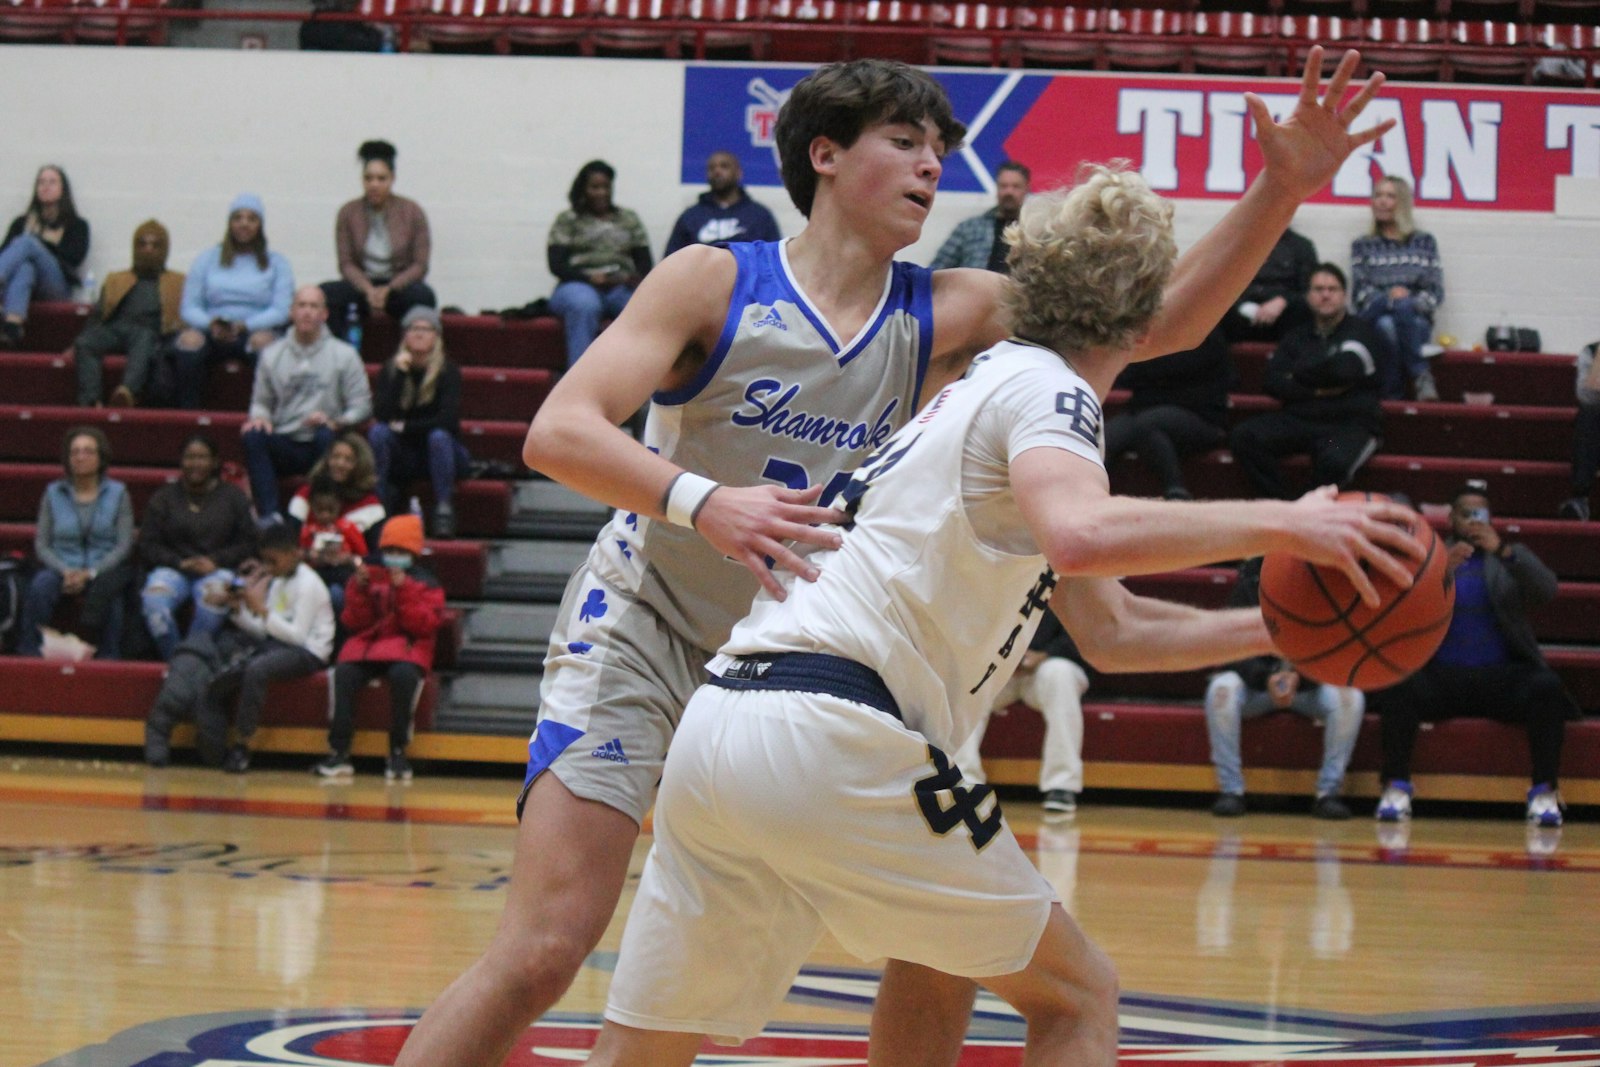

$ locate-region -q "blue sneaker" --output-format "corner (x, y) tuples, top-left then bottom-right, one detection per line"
(1375, 780), (1412, 822)
(1526, 783), (1564, 828)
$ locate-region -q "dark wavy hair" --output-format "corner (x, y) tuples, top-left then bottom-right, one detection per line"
(566, 160), (616, 216)
(774, 60), (966, 218)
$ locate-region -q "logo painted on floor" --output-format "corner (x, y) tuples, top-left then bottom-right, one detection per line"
(33, 967), (1600, 1066)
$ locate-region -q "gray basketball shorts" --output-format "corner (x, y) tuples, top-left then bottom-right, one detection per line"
(518, 562), (713, 825)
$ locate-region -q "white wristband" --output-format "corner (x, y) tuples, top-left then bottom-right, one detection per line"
(665, 472), (720, 529)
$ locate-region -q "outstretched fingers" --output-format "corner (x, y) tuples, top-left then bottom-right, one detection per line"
(1297, 44), (1326, 107)
(1319, 48), (1361, 112)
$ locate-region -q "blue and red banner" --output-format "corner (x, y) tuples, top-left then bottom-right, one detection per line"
(683, 65), (1600, 211)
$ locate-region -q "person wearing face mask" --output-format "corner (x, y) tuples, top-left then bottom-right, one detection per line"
(313, 513), (445, 782)
(69, 220), (185, 408)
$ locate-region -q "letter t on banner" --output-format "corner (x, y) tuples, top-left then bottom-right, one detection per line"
(1117, 89), (1205, 190)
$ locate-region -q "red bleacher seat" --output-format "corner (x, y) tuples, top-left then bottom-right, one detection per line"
(71, 0), (166, 43)
(1015, 5), (1103, 69)
(677, 0), (768, 57)
(0, 462), (513, 536)
(1103, 6), (1192, 71)
(1227, 344), (1578, 407)
(417, 0), (506, 49)
(1191, 9), (1284, 74)
(591, 0), (683, 55)
(1449, 17), (1536, 80)
(1362, 16), (1449, 80)
(0, 0), (74, 41)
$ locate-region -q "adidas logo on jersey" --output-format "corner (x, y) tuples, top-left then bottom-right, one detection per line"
(752, 306), (787, 331)
(591, 738), (630, 764)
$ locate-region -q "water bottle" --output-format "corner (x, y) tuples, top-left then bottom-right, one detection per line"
(345, 302), (363, 355)
(77, 269), (98, 305)
(409, 496), (424, 519)
(379, 24), (397, 52)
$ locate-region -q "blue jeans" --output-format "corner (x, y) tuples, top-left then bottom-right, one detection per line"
(16, 567), (127, 659)
(140, 566), (235, 662)
(1205, 670), (1364, 798)
(368, 424), (469, 511)
(0, 233), (70, 319)
(550, 280), (632, 367)
(242, 427), (334, 520)
(1358, 295), (1432, 399)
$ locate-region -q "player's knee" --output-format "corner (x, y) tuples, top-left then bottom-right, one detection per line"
(485, 926), (592, 1006)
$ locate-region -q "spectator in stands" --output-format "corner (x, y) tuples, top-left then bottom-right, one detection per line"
(70, 220), (184, 408)
(202, 522), (335, 774)
(1374, 482), (1578, 828)
(1222, 227), (1317, 343)
(1103, 326), (1231, 501)
(1205, 557), (1362, 820)
(173, 193), (294, 410)
(300, 477), (369, 615)
(948, 608), (1087, 819)
(1559, 340), (1599, 521)
(17, 427), (133, 659)
(286, 431), (387, 538)
(241, 285), (372, 523)
(1351, 175), (1444, 402)
(547, 160), (653, 368)
(138, 434), (257, 662)
(312, 513), (445, 782)
(929, 160), (1028, 273)
(0, 164), (89, 350)
(299, 0), (386, 51)
(321, 139), (436, 345)
(368, 305), (469, 539)
(1230, 264), (1382, 501)
(663, 151), (781, 257)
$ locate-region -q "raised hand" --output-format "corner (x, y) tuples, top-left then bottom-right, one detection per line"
(1250, 47), (1396, 202)
(692, 482), (846, 601)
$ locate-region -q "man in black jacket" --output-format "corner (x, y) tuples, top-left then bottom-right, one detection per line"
(1374, 482), (1577, 827)
(1230, 263), (1382, 500)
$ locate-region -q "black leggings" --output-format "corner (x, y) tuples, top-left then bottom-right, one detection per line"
(1103, 405), (1224, 495)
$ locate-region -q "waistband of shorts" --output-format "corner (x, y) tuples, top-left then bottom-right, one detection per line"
(709, 653), (902, 722)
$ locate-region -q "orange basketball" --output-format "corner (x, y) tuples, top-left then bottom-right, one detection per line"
(1258, 492), (1455, 690)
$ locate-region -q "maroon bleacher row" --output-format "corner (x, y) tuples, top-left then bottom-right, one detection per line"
(2, 300), (1597, 780)
(2, 0), (1598, 83)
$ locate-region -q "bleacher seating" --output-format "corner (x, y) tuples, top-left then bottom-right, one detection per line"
(4, 0), (1596, 83)
(0, 289), (1594, 800)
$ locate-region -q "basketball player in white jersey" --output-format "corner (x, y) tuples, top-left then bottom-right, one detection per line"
(584, 156), (1425, 1067)
(399, 49), (1400, 1067)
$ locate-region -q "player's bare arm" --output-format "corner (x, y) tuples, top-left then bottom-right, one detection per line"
(523, 245), (844, 597)
(1011, 447), (1425, 605)
(1133, 47), (1394, 361)
(1054, 577), (1271, 673)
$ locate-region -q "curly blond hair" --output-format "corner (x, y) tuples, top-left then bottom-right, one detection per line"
(1002, 162), (1175, 357)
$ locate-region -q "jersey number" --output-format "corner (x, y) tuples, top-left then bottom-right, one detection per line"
(913, 746), (1001, 851)
(760, 458), (853, 507)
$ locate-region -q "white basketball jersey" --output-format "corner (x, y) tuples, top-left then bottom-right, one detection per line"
(715, 340), (1107, 752)
(587, 240), (935, 652)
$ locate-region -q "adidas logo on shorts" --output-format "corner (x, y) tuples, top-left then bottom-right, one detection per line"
(591, 738), (630, 764)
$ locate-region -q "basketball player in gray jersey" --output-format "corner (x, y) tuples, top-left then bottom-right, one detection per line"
(399, 49), (1400, 1067)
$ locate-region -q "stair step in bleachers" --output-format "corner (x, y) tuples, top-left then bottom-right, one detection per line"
(0, 462), (513, 536)
(19, 303), (568, 372)
(1124, 566), (1600, 643)
(1229, 342), (1579, 406)
(0, 520), (489, 599)
(0, 406), (530, 469)
(0, 655), (443, 732)
(976, 700), (1600, 794)
(1108, 450), (1573, 515)
(0, 354), (553, 423)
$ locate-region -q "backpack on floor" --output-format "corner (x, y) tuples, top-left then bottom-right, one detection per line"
(0, 553), (29, 654)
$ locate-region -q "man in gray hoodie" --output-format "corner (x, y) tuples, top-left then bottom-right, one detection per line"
(241, 285), (371, 522)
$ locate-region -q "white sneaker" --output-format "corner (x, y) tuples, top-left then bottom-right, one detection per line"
(1527, 785), (1564, 828)
(1376, 781), (1412, 822)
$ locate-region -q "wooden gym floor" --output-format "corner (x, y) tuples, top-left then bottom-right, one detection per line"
(3, 753), (1598, 1066)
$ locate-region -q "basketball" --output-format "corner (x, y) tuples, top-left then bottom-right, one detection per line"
(1258, 492), (1455, 690)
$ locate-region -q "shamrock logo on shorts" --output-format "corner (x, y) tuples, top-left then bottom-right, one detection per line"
(579, 589), (608, 623)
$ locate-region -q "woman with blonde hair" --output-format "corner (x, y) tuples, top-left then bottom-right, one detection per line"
(366, 305), (468, 537)
(1351, 174), (1444, 401)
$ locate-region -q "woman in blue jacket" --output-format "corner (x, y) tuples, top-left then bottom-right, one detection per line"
(173, 193), (294, 409)
(18, 426), (135, 658)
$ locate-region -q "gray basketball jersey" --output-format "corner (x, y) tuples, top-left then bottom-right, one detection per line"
(586, 239), (935, 653)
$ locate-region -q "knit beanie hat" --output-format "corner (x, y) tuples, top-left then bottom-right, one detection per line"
(379, 514), (425, 555)
(400, 304), (442, 332)
(229, 192), (265, 221)
(131, 219), (169, 275)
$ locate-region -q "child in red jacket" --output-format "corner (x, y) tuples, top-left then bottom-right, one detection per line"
(312, 514), (444, 781)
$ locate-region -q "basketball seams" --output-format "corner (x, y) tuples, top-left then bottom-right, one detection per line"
(1292, 526), (1441, 666)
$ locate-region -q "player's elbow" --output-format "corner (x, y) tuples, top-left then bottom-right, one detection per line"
(1042, 522), (1117, 580)
(522, 405), (579, 478)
